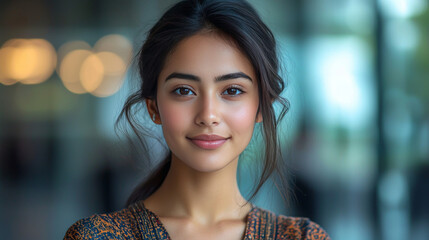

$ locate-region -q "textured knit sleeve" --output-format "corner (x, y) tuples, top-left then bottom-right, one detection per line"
(64, 214), (122, 240)
(277, 217), (331, 240)
(63, 206), (142, 240)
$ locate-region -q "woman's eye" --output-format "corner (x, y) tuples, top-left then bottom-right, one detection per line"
(173, 87), (195, 96)
(222, 87), (243, 96)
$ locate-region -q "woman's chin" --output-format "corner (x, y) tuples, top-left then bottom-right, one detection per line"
(174, 155), (238, 174)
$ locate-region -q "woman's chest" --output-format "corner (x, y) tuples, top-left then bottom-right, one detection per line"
(159, 217), (247, 240)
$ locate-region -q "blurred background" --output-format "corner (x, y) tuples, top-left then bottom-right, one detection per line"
(0, 0), (428, 239)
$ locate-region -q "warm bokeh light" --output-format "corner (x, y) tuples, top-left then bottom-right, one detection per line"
(80, 51), (127, 97)
(1, 35), (131, 97)
(91, 74), (126, 98)
(93, 34), (133, 63)
(5, 41), (38, 81)
(57, 35), (131, 97)
(90, 51), (127, 97)
(56, 40), (92, 75)
(59, 49), (92, 94)
(0, 38), (56, 85)
(96, 51), (126, 76)
(80, 53), (105, 92)
(0, 47), (18, 85)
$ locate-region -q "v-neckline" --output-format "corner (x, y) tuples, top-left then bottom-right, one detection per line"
(138, 201), (256, 240)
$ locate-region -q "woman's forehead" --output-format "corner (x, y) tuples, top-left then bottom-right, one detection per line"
(159, 32), (255, 82)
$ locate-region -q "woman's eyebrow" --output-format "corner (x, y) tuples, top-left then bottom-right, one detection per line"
(215, 72), (252, 82)
(165, 73), (199, 82)
(165, 72), (253, 82)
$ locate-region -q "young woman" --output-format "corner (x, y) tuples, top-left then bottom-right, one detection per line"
(65, 0), (330, 239)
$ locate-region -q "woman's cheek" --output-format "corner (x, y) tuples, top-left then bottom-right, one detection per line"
(160, 103), (190, 132)
(227, 104), (258, 133)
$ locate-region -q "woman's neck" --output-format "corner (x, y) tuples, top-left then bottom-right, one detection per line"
(143, 155), (251, 225)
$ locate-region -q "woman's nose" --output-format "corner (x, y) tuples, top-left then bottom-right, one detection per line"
(194, 94), (221, 127)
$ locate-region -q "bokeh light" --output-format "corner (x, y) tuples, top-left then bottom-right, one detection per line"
(80, 53), (105, 92)
(93, 34), (133, 63)
(90, 51), (126, 97)
(56, 40), (92, 75)
(57, 34), (132, 97)
(59, 49), (92, 94)
(0, 47), (19, 85)
(1, 35), (131, 98)
(379, 0), (427, 18)
(0, 38), (56, 85)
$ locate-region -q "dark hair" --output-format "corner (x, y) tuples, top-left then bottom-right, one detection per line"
(117, 0), (289, 206)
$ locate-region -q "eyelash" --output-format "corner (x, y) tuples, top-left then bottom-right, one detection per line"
(221, 85), (245, 96)
(172, 86), (195, 96)
(171, 85), (245, 97)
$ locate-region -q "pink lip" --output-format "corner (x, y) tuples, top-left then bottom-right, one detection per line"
(187, 134), (229, 150)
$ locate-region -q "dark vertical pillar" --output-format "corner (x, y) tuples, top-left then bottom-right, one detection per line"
(374, 0), (386, 239)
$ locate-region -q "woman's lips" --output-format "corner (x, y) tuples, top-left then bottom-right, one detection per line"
(187, 134), (229, 150)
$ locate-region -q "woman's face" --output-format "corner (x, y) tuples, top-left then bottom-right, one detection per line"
(149, 32), (261, 173)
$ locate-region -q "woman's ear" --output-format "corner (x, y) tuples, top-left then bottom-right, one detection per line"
(145, 99), (162, 124)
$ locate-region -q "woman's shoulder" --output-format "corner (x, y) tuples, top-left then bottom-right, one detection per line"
(252, 206), (331, 240)
(275, 215), (331, 240)
(64, 205), (142, 240)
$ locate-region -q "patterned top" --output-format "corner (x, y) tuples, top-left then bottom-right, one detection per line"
(64, 201), (330, 239)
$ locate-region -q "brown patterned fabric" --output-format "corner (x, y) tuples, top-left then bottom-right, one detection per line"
(64, 201), (330, 239)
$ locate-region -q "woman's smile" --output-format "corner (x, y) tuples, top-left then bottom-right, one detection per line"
(187, 134), (231, 150)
